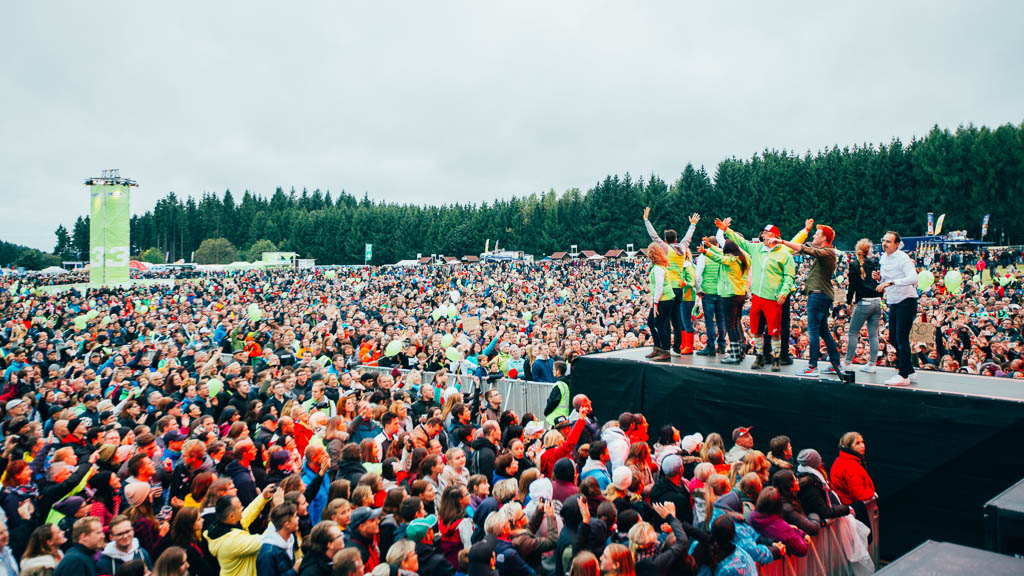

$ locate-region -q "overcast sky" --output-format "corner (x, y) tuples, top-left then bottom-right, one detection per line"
(2, 1), (1022, 250)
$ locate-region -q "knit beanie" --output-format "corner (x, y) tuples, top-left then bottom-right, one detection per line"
(612, 466), (633, 491)
(553, 458), (575, 483)
(124, 482), (151, 508)
(797, 448), (822, 470)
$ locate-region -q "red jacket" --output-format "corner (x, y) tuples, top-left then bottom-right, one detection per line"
(830, 449), (875, 505)
(540, 417), (586, 478)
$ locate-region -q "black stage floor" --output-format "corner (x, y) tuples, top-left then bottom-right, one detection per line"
(593, 347), (1024, 403)
(571, 348), (1024, 560)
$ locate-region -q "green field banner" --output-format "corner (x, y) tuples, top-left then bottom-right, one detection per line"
(89, 184), (131, 286)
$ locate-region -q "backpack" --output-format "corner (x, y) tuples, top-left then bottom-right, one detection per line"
(468, 449), (483, 476)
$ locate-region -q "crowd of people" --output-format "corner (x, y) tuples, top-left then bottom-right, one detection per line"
(0, 214), (1018, 575)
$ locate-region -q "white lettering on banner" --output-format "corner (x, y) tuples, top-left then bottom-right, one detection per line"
(108, 246), (129, 266)
(91, 246), (105, 267)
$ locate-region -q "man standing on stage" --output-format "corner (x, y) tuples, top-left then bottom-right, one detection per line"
(876, 231), (920, 386)
(643, 207), (699, 355)
(767, 224), (843, 376)
(717, 217), (797, 371)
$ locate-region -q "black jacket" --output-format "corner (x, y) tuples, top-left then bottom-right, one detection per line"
(336, 460), (368, 486)
(36, 461), (93, 523)
(415, 540), (456, 576)
(796, 472), (852, 522)
(298, 551), (333, 576)
(225, 459), (259, 506)
(469, 437), (498, 480)
(649, 475), (693, 526)
(54, 543), (98, 576)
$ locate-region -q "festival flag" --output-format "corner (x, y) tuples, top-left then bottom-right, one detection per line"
(927, 212), (934, 235)
(934, 214), (946, 236)
(981, 214), (990, 238)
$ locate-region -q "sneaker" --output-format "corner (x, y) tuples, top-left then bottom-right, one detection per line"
(859, 364), (877, 374)
(884, 374), (911, 386)
(822, 365), (837, 375)
(670, 349), (681, 357)
(803, 366), (820, 377)
(909, 372), (918, 382)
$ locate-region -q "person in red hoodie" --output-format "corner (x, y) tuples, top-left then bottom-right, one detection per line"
(830, 431), (875, 506)
(539, 403), (590, 478)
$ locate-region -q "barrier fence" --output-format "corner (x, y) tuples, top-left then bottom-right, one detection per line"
(356, 365), (555, 417)
(758, 499), (879, 576)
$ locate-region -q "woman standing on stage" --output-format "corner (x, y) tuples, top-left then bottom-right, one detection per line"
(844, 238), (884, 372)
(646, 242), (676, 362)
(699, 236), (749, 365)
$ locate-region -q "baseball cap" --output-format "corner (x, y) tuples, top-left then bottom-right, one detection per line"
(83, 393), (100, 402)
(406, 514), (437, 542)
(732, 426), (753, 442)
(349, 507), (382, 531)
(164, 429), (187, 443)
(4, 399), (25, 412)
(763, 224), (781, 237)
(552, 415), (571, 430)
(523, 421), (545, 437)
(680, 432), (704, 453)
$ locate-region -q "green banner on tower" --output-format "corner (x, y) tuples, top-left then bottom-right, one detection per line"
(89, 184), (131, 286)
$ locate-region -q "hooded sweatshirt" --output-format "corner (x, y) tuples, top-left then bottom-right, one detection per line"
(97, 538), (152, 576)
(257, 528), (297, 576)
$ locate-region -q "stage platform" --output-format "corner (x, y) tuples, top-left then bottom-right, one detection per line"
(571, 348), (1024, 560)
(594, 347), (1024, 403)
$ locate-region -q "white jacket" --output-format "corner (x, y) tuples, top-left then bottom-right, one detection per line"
(601, 426), (630, 469)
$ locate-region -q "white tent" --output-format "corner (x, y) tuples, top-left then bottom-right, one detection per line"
(39, 266), (68, 275)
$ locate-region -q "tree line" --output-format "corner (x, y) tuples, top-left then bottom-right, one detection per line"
(5, 121), (1021, 269)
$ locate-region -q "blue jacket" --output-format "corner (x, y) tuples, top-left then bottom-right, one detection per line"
(531, 358), (555, 383)
(301, 464), (330, 524)
(495, 537), (535, 576)
(256, 530), (297, 576)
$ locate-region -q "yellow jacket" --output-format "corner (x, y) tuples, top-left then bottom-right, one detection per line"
(204, 494), (270, 576)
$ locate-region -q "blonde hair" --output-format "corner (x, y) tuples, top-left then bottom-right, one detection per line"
(703, 474), (731, 528)
(628, 521), (657, 556)
(856, 239), (872, 280)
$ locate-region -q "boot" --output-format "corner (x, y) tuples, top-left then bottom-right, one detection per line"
(680, 332), (694, 355)
(721, 343), (741, 364)
(645, 347), (660, 359)
(697, 340), (717, 357)
(751, 349), (765, 370)
(772, 356), (781, 372)
(653, 349), (671, 362)
(778, 353), (794, 366)
(717, 344), (727, 354)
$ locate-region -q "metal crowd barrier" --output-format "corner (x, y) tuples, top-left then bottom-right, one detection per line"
(758, 498), (880, 576)
(356, 365), (555, 417)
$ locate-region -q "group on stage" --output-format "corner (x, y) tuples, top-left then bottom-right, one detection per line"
(642, 210), (920, 386)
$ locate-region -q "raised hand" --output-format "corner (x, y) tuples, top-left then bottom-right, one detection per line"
(689, 213), (701, 225)
(643, 207), (651, 220)
(805, 218), (815, 230)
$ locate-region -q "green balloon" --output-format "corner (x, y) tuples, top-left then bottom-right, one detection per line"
(523, 312), (533, 322)
(944, 270), (962, 294)
(74, 315), (88, 330)
(998, 275), (1011, 287)
(86, 309), (99, 319)
(325, 270), (337, 279)
(384, 340), (403, 357)
(208, 378), (223, 397)
(441, 334), (454, 348)
(247, 303), (262, 321)
(445, 347), (460, 362)
(100, 315), (112, 327)
(431, 307), (443, 321)
(917, 270), (935, 291)
(447, 305), (458, 319)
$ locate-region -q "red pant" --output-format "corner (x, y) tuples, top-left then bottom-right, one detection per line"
(749, 294), (782, 336)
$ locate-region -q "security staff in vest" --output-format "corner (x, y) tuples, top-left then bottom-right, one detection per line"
(543, 361), (571, 426)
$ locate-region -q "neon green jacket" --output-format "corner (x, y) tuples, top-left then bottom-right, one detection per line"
(725, 228), (796, 300)
(703, 245), (748, 297)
